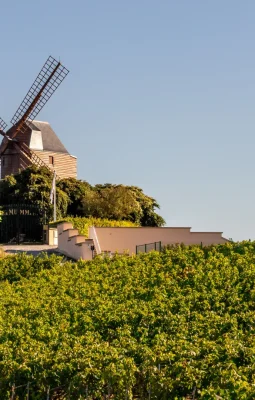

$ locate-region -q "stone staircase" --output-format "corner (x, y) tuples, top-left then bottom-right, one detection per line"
(57, 222), (98, 261)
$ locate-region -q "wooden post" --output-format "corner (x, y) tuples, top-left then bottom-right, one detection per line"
(53, 171), (56, 222)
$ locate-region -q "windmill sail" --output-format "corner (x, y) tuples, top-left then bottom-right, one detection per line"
(0, 118), (7, 133)
(10, 56), (69, 137)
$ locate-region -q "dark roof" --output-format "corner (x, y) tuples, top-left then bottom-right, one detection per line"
(28, 120), (69, 154)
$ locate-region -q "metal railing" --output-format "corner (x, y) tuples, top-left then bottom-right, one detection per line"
(136, 241), (162, 254)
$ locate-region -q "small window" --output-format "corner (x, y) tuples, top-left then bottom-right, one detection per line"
(2, 157), (4, 166)
(49, 156), (54, 165)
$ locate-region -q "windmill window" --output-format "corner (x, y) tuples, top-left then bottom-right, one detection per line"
(2, 158), (5, 166)
(49, 156), (54, 165)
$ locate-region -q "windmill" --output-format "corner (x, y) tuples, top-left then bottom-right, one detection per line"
(0, 56), (77, 180)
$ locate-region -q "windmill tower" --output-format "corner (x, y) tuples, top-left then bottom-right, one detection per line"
(0, 56), (77, 179)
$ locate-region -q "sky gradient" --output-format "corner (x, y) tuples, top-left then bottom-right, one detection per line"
(1, 0), (255, 241)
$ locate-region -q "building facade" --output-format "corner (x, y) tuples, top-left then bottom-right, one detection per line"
(0, 121), (77, 179)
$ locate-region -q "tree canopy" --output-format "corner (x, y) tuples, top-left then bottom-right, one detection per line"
(0, 166), (165, 226)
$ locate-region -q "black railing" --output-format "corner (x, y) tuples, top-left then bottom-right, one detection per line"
(136, 241), (162, 254)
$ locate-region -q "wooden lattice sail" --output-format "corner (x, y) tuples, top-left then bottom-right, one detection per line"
(0, 56), (77, 179)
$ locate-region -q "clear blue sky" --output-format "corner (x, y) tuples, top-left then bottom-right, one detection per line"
(1, 0), (255, 241)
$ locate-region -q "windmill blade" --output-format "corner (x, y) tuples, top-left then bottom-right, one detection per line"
(0, 117), (7, 133)
(10, 56), (69, 137)
(0, 117), (8, 139)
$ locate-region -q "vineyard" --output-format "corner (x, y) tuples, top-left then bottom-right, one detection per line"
(0, 241), (255, 398)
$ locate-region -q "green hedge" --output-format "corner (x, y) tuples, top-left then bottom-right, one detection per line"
(50, 216), (138, 237)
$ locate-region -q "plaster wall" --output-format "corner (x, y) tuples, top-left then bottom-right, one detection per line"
(92, 227), (228, 254)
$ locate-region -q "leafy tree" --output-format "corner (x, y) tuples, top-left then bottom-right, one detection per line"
(0, 165), (69, 219)
(88, 184), (165, 226)
(127, 185), (165, 226)
(81, 184), (140, 221)
(57, 177), (91, 216)
(0, 167), (165, 226)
